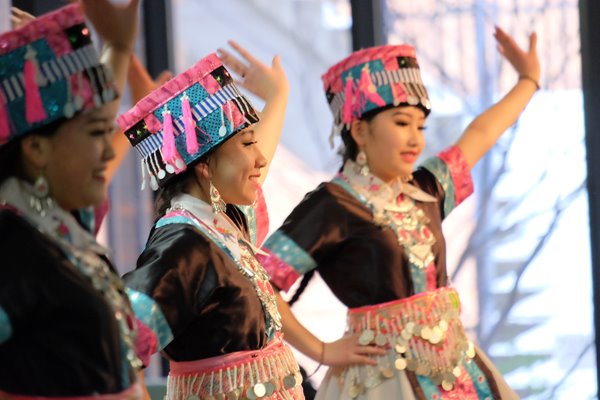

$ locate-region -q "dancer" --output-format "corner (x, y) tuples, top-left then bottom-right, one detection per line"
(120, 44), (305, 399)
(260, 27), (538, 399)
(0, 1), (146, 398)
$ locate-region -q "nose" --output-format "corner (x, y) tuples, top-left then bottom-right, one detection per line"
(255, 147), (267, 169)
(406, 125), (421, 147)
(103, 133), (116, 161)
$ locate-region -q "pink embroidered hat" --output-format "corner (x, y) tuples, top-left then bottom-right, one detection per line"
(0, 4), (117, 144)
(117, 53), (259, 191)
(322, 44), (431, 142)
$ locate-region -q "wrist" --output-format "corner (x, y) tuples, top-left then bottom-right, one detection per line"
(307, 341), (325, 378)
(518, 75), (540, 91)
(103, 42), (134, 55)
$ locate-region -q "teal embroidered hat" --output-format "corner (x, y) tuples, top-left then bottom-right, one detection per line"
(0, 3), (117, 144)
(117, 53), (260, 191)
(322, 44), (431, 143)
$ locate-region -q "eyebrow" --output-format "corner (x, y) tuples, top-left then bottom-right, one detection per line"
(392, 110), (426, 121)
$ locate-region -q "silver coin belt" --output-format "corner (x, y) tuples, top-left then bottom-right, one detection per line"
(166, 338), (303, 400)
(343, 287), (476, 398)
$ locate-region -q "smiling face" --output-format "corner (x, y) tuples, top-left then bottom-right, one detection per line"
(351, 105), (426, 182)
(204, 128), (267, 205)
(21, 106), (116, 211)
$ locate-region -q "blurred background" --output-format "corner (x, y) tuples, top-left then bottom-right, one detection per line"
(3, 1), (599, 399)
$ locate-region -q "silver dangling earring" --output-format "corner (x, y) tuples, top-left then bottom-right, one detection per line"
(209, 181), (227, 216)
(30, 173), (54, 217)
(355, 149), (370, 176)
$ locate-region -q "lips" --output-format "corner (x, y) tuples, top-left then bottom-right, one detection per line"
(92, 168), (106, 183)
(400, 152), (418, 163)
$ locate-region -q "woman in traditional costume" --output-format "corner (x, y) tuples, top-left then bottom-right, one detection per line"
(0, 1), (148, 398)
(260, 27), (539, 399)
(120, 44), (306, 399)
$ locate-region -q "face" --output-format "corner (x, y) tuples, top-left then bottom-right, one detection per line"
(27, 106), (116, 211)
(352, 106), (426, 182)
(205, 128), (267, 205)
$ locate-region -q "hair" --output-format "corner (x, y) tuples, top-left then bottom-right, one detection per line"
(153, 167), (195, 220)
(153, 147), (219, 221)
(338, 104), (395, 165)
(0, 118), (65, 187)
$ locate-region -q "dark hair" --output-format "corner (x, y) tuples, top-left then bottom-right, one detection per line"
(153, 167), (194, 220)
(339, 105), (395, 164)
(153, 146), (220, 220)
(0, 119), (65, 187)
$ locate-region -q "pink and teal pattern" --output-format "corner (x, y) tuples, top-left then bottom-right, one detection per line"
(260, 231), (316, 292)
(322, 44), (431, 135)
(421, 145), (473, 219)
(117, 53), (260, 191)
(0, 4), (117, 143)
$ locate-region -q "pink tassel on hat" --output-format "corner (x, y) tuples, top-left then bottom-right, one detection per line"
(0, 94), (10, 142)
(161, 105), (177, 164)
(23, 47), (47, 124)
(358, 66), (385, 109)
(341, 77), (354, 124)
(181, 92), (199, 155)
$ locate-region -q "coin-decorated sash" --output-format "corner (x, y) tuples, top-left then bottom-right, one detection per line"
(167, 334), (303, 400)
(341, 287), (480, 398)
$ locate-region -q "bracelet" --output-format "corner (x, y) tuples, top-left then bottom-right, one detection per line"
(519, 75), (540, 91)
(306, 341), (325, 378)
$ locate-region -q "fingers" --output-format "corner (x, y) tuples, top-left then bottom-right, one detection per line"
(227, 40), (259, 65)
(217, 48), (248, 78)
(10, 7), (35, 29)
(155, 70), (173, 86)
(529, 31), (538, 54)
(355, 344), (386, 356)
(271, 54), (281, 69)
(351, 354), (379, 366)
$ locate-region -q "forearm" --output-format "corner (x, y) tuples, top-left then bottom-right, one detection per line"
(275, 292), (322, 361)
(457, 77), (538, 169)
(101, 45), (132, 119)
(256, 87), (289, 185)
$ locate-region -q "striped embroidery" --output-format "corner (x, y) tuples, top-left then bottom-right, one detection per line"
(133, 84), (243, 159)
(0, 45), (97, 102)
(329, 68), (425, 113)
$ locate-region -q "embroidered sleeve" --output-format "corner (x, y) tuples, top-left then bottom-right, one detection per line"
(259, 185), (341, 292)
(420, 145), (473, 218)
(123, 224), (217, 351)
(133, 318), (158, 368)
(0, 307), (12, 345)
(259, 231), (317, 292)
(237, 186), (269, 247)
(127, 288), (174, 354)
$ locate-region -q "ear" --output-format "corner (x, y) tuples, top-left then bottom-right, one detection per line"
(20, 135), (51, 170)
(349, 119), (369, 148)
(194, 160), (211, 181)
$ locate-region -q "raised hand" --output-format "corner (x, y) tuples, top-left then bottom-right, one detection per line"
(217, 40), (288, 102)
(494, 26), (540, 83)
(80, 0), (140, 53)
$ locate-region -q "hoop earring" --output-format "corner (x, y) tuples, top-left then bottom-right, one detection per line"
(30, 173), (54, 217)
(209, 181), (226, 216)
(355, 150), (370, 176)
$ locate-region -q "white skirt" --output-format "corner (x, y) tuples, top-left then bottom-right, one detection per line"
(315, 347), (519, 400)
